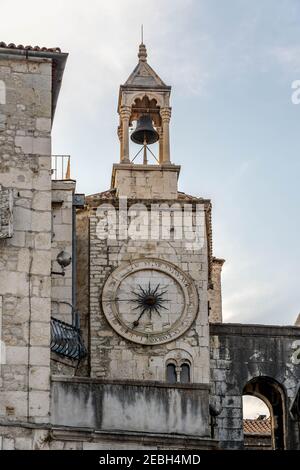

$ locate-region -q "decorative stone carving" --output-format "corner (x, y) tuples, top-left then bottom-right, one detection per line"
(101, 258), (198, 345)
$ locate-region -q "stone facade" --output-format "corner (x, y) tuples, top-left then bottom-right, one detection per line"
(0, 44), (68, 447)
(0, 52), (54, 425)
(88, 199), (210, 386)
(1, 40), (300, 451)
(112, 164), (180, 200)
(210, 324), (300, 450)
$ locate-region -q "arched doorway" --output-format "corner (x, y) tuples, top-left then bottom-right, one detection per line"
(243, 377), (286, 450)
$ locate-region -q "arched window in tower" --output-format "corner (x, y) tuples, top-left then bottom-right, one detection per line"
(166, 360), (191, 384)
(180, 362), (191, 384)
(166, 363), (177, 384)
(0, 80), (6, 105)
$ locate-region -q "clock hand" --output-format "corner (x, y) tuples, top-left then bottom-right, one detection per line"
(132, 308), (147, 328)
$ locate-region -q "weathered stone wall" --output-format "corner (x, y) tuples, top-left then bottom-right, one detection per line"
(51, 180), (75, 324)
(51, 376), (210, 438)
(112, 164), (180, 199)
(88, 200), (210, 386)
(210, 324), (300, 450)
(0, 54), (53, 424)
(0, 422), (216, 450)
(75, 208), (90, 375)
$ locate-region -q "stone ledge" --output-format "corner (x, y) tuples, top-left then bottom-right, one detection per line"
(51, 375), (210, 390)
(210, 323), (300, 337)
(51, 425), (218, 448)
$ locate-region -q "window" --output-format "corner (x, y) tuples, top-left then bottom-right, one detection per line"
(166, 363), (177, 384)
(180, 363), (190, 384)
(166, 361), (191, 384)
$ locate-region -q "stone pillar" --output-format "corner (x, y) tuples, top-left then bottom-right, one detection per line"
(208, 258), (225, 323)
(120, 106), (131, 163)
(161, 107), (172, 164)
(157, 126), (164, 165)
(117, 124), (123, 164)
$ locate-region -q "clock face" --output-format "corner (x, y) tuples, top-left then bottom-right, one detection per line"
(116, 269), (184, 334)
(102, 259), (198, 345)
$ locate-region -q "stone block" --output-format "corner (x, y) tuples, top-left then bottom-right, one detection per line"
(6, 346), (27, 365)
(32, 192), (51, 211)
(31, 250), (51, 275)
(0, 391), (27, 417)
(15, 438), (32, 450)
(29, 366), (50, 391)
(29, 391), (50, 417)
(31, 211), (51, 233)
(31, 297), (51, 322)
(2, 438), (15, 450)
(36, 118), (51, 132)
(30, 345), (50, 366)
(30, 322), (50, 347)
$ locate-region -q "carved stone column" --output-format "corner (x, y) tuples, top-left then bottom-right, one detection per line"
(160, 107), (172, 164)
(117, 124), (123, 163)
(157, 126), (163, 165)
(120, 105), (131, 163)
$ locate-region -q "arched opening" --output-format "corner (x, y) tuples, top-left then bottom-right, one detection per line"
(129, 96), (160, 164)
(243, 377), (286, 450)
(166, 363), (177, 384)
(180, 362), (190, 384)
(243, 395), (271, 450)
(166, 360), (191, 384)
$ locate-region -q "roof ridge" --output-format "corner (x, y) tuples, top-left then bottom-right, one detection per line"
(0, 41), (62, 53)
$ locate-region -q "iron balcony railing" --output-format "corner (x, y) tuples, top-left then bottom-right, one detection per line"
(51, 155), (71, 180)
(50, 317), (87, 360)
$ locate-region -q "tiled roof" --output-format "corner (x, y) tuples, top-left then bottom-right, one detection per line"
(243, 418), (271, 435)
(0, 41), (61, 53)
(86, 189), (117, 205)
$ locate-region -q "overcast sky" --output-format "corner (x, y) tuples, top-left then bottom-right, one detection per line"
(2, 0), (300, 326)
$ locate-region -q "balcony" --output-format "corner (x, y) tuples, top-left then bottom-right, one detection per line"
(51, 155), (71, 180)
(51, 316), (87, 360)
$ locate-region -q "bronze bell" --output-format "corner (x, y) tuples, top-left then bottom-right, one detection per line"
(131, 115), (159, 145)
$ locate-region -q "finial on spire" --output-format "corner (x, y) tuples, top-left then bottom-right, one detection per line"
(138, 25), (147, 62)
(138, 43), (147, 62)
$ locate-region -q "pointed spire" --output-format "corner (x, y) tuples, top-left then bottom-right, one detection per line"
(138, 43), (147, 62)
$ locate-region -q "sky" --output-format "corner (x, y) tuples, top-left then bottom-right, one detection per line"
(2, 0), (300, 326)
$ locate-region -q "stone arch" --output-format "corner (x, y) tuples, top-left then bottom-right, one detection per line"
(0, 80), (6, 104)
(127, 91), (164, 109)
(243, 376), (287, 450)
(165, 348), (193, 383)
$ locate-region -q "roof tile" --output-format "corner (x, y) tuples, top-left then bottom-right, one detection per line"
(243, 418), (271, 435)
(0, 41), (61, 53)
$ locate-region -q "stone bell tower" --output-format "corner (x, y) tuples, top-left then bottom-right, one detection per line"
(64, 42), (214, 444)
(85, 42), (211, 389)
(112, 42), (181, 199)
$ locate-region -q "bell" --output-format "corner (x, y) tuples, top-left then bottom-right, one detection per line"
(131, 115), (159, 145)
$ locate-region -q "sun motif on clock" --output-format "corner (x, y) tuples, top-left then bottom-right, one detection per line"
(131, 282), (168, 328)
(101, 259), (198, 345)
